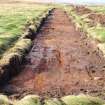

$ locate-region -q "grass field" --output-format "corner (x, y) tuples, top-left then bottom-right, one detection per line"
(0, 3), (51, 57)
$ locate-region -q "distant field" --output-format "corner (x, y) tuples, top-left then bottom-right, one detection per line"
(0, 0), (53, 3)
(0, 3), (51, 57)
(87, 6), (105, 13)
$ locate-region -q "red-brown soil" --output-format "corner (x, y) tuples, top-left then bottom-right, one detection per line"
(2, 9), (105, 99)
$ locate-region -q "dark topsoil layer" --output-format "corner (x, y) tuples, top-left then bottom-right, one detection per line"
(1, 9), (105, 99)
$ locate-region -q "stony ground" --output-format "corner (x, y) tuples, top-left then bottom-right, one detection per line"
(2, 9), (105, 99)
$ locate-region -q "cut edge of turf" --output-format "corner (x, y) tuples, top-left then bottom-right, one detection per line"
(0, 5), (53, 58)
(0, 8), (53, 85)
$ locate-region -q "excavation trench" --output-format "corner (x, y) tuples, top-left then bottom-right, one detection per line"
(1, 9), (105, 99)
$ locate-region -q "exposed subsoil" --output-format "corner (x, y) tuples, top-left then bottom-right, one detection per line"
(2, 9), (105, 99)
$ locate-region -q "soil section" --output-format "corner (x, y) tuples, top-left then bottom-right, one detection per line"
(2, 9), (105, 99)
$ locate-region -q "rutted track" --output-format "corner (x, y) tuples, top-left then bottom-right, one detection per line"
(2, 9), (105, 98)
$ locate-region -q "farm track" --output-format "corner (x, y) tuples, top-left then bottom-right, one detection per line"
(2, 8), (105, 99)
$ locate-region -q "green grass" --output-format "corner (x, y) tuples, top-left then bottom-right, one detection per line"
(0, 3), (51, 57)
(87, 25), (105, 42)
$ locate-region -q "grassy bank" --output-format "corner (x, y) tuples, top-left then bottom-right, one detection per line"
(0, 94), (105, 105)
(0, 3), (51, 57)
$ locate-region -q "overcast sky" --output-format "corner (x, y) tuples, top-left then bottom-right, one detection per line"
(54, 0), (105, 4)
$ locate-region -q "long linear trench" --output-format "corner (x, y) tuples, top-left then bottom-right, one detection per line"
(2, 9), (105, 98)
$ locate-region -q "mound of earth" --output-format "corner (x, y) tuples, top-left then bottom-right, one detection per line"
(88, 13), (105, 26)
(74, 6), (92, 15)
